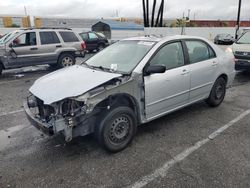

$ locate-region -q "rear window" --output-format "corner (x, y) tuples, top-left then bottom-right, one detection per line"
(40, 31), (60, 44)
(59, 31), (79, 42)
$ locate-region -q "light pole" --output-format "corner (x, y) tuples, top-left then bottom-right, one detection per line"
(235, 0), (242, 39)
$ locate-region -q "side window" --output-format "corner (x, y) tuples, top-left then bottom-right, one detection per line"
(59, 31), (79, 42)
(89, 33), (98, 39)
(208, 46), (216, 58)
(150, 42), (185, 70)
(186, 41), (211, 63)
(40, 31), (60, 45)
(13, 32), (36, 47)
(81, 33), (88, 40)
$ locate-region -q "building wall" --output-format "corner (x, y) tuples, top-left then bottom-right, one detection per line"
(190, 20), (250, 27)
(34, 17), (104, 28)
(0, 16), (30, 28)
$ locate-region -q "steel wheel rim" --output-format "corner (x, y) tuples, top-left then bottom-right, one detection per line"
(62, 57), (73, 67)
(108, 115), (130, 144)
(215, 84), (224, 99)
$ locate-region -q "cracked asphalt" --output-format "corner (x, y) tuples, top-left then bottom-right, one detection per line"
(0, 51), (250, 188)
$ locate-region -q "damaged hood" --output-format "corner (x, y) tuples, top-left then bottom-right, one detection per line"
(30, 65), (121, 104)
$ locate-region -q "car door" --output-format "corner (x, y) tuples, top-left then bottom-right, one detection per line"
(37, 31), (61, 64)
(7, 31), (40, 67)
(144, 41), (190, 120)
(88, 32), (99, 50)
(184, 40), (217, 102)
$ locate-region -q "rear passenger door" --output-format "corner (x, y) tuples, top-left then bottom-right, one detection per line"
(144, 41), (190, 120)
(37, 31), (61, 64)
(184, 40), (217, 102)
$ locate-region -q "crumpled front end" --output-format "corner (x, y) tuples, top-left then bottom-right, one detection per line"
(24, 95), (93, 142)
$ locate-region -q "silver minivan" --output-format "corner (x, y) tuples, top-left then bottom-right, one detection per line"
(24, 35), (236, 152)
(0, 28), (85, 75)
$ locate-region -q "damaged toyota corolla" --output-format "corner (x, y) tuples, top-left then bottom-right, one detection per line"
(24, 35), (235, 152)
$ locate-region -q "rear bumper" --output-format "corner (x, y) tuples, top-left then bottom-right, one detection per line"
(235, 59), (250, 70)
(74, 50), (85, 58)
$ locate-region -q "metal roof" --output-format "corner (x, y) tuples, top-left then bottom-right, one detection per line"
(92, 20), (144, 31)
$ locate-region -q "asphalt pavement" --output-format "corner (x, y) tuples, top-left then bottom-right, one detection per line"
(0, 51), (250, 188)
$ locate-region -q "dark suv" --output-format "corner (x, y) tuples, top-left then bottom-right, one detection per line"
(79, 31), (109, 52)
(0, 28), (86, 75)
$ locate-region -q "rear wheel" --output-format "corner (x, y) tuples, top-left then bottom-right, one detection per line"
(95, 106), (137, 152)
(97, 43), (105, 51)
(57, 53), (75, 68)
(206, 77), (226, 107)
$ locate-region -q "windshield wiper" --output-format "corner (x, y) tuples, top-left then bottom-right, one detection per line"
(92, 65), (112, 72)
(81, 62), (93, 68)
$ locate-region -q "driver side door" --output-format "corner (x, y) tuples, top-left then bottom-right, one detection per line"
(7, 31), (39, 68)
(144, 41), (190, 120)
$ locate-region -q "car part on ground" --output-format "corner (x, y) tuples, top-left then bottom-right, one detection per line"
(79, 31), (109, 52)
(24, 35), (236, 152)
(0, 28), (86, 76)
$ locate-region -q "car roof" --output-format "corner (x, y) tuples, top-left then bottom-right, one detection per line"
(122, 35), (209, 43)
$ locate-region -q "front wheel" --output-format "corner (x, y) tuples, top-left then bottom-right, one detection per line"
(95, 106), (137, 152)
(57, 53), (75, 68)
(206, 77), (226, 107)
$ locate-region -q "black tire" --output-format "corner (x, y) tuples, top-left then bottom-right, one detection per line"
(97, 43), (105, 51)
(57, 53), (75, 68)
(206, 77), (226, 107)
(95, 106), (137, 152)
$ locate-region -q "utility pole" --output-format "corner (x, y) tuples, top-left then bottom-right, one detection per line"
(188, 9), (191, 19)
(151, 0), (157, 27)
(142, 0), (147, 27)
(24, 6), (27, 16)
(235, 0), (242, 39)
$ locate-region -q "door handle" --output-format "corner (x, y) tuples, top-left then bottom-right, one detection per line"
(212, 61), (218, 66)
(56, 45), (62, 48)
(30, 47), (38, 50)
(181, 69), (189, 75)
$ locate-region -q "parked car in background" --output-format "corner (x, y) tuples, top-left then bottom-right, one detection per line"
(24, 35), (235, 152)
(227, 30), (250, 70)
(79, 31), (109, 52)
(0, 28), (86, 75)
(214, 34), (234, 45)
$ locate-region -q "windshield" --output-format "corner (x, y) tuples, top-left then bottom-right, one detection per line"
(0, 30), (21, 45)
(85, 40), (155, 73)
(236, 32), (250, 44)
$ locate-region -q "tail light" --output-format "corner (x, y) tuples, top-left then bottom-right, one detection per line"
(81, 41), (86, 50)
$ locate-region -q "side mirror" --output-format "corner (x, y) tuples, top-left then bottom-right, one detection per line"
(144, 64), (166, 76)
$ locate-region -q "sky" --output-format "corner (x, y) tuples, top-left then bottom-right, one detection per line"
(1, 0), (250, 20)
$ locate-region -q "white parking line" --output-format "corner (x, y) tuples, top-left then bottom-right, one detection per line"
(130, 109), (250, 188)
(0, 109), (24, 117)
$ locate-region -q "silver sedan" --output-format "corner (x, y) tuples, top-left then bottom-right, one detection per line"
(24, 35), (236, 152)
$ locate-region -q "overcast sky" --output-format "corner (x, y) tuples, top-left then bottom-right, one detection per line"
(1, 0), (250, 20)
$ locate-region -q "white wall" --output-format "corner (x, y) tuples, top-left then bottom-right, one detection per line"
(1, 27), (250, 41)
(145, 27), (250, 40)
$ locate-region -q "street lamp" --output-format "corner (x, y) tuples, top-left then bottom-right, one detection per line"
(235, 0), (242, 39)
